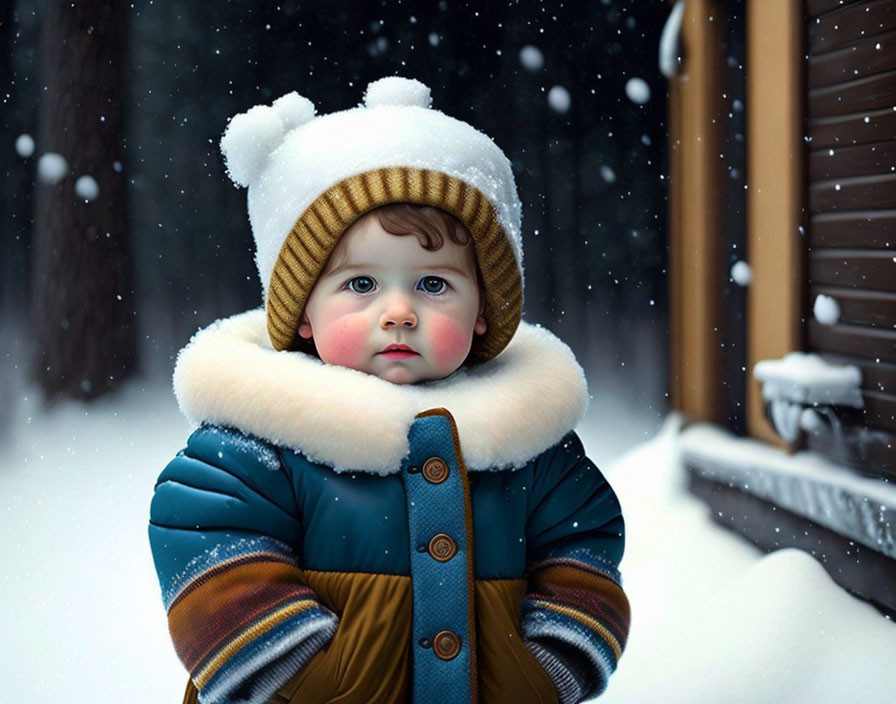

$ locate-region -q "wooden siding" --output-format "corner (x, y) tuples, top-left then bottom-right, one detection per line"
(806, 0), (896, 467)
(808, 320), (896, 368)
(808, 29), (896, 89)
(811, 210), (895, 247)
(809, 104), (896, 147)
(810, 286), (896, 327)
(808, 69), (896, 117)
(810, 174), (896, 211)
(808, 141), (896, 180)
(809, 249), (896, 291)
(808, 0), (896, 54)
(806, 0), (864, 17)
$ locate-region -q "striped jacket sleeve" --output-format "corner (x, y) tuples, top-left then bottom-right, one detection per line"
(148, 425), (337, 704)
(522, 432), (630, 703)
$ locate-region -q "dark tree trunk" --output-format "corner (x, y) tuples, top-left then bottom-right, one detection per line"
(31, 0), (135, 401)
(1, 2), (17, 318)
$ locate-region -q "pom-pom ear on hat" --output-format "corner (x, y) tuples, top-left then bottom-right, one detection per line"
(363, 77), (432, 108)
(220, 92), (316, 187)
(272, 92), (316, 130)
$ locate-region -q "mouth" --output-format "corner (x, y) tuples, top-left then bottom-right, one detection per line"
(378, 344), (420, 359)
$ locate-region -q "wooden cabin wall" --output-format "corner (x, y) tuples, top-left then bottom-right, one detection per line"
(671, 0), (896, 616)
(804, 0), (896, 479)
(668, 0), (895, 475)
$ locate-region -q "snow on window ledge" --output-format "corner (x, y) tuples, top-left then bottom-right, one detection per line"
(753, 352), (863, 443)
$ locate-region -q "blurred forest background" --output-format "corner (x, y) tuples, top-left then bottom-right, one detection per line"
(1, 0), (669, 421)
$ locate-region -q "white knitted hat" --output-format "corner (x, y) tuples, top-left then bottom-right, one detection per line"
(220, 76), (524, 361)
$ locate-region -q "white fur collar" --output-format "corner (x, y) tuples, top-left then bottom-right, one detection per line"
(173, 309), (588, 474)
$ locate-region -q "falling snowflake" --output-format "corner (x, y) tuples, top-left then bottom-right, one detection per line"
(75, 175), (100, 202)
(15, 134), (35, 158)
(625, 77), (651, 104)
(547, 85), (571, 113)
(519, 44), (544, 71)
(37, 152), (68, 184)
(730, 260), (752, 286)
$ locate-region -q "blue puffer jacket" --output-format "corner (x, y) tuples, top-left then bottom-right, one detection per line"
(149, 310), (630, 704)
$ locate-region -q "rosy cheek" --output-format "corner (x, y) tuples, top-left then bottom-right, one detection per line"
(315, 317), (370, 370)
(426, 316), (473, 369)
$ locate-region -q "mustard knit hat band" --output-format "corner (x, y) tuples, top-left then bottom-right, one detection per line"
(266, 166), (523, 361)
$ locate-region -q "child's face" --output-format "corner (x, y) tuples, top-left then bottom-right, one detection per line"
(298, 212), (487, 384)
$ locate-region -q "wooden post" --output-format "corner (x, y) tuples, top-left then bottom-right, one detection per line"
(745, 0), (805, 445)
(668, 0), (725, 422)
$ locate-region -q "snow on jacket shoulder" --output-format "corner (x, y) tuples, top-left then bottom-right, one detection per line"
(149, 310), (630, 704)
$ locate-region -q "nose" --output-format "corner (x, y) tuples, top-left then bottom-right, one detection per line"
(380, 295), (418, 329)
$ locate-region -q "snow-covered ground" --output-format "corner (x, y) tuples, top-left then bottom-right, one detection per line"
(1, 379), (894, 703)
(0, 383), (186, 701)
(597, 421), (896, 704)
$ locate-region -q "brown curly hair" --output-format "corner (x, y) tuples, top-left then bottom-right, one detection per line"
(374, 203), (472, 250)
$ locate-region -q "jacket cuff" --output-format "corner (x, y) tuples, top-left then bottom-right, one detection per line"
(525, 640), (586, 704)
(196, 608), (338, 704)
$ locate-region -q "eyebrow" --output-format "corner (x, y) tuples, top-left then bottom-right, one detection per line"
(418, 265), (473, 278)
(323, 263), (473, 279)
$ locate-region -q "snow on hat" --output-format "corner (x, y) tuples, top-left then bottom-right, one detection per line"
(220, 76), (524, 362)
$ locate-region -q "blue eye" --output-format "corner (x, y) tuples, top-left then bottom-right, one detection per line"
(347, 276), (376, 294)
(418, 276), (447, 294)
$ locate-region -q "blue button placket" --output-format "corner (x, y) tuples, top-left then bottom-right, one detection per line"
(403, 412), (476, 704)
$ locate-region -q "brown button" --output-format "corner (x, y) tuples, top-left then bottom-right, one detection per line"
(433, 630), (461, 660)
(422, 457), (449, 484)
(428, 533), (457, 562)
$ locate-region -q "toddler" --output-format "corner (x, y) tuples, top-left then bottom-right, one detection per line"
(149, 77), (630, 704)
